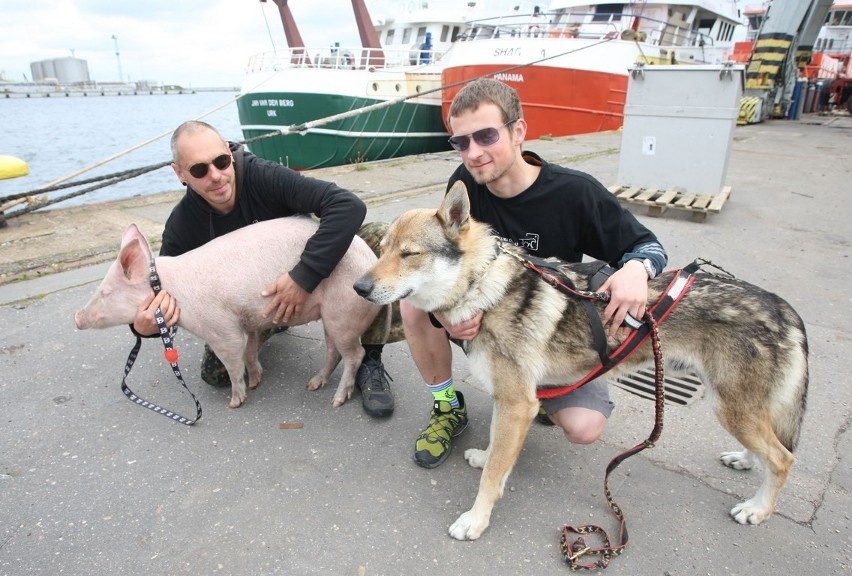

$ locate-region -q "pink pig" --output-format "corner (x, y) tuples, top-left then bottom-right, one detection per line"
(74, 217), (382, 409)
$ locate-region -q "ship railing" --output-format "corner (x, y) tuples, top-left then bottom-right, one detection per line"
(245, 45), (446, 74)
(816, 35), (852, 54)
(459, 10), (732, 48)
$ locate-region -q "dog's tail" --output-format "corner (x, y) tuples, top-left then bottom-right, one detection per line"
(773, 314), (809, 453)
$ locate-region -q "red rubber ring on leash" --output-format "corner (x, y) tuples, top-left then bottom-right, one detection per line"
(164, 348), (179, 364)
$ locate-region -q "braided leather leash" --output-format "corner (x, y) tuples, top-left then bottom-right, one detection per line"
(560, 311), (665, 570)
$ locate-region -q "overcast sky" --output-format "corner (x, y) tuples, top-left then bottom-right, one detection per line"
(0, 0), (392, 88)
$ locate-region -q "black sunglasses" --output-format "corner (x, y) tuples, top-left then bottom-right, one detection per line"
(187, 153), (232, 179)
(448, 120), (516, 152)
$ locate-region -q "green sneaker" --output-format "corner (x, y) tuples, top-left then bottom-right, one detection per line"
(414, 391), (469, 468)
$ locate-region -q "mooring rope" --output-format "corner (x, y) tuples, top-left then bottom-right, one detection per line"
(6, 163), (172, 217)
(2, 31), (622, 218)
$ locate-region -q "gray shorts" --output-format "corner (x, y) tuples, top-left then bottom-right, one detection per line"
(448, 337), (613, 418)
(540, 378), (614, 418)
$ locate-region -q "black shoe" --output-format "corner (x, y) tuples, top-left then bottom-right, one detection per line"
(355, 350), (394, 417)
(536, 405), (555, 426)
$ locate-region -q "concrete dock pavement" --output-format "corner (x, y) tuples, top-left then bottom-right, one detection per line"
(0, 115), (850, 575)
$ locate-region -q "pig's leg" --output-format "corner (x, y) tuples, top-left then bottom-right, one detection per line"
(330, 336), (365, 408)
(208, 333), (250, 408)
(245, 330), (263, 390)
(321, 300), (378, 407)
(222, 357), (249, 408)
(306, 327), (341, 395)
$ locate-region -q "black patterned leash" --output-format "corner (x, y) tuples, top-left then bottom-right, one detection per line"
(119, 259), (202, 426)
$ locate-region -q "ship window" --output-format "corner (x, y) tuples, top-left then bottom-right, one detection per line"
(386, 29), (396, 45)
(441, 25), (449, 42)
(451, 26), (461, 42)
(842, 11), (852, 26)
(592, 4), (623, 22)
(417, 26), (427, 44)
(402, 28), (412, 44)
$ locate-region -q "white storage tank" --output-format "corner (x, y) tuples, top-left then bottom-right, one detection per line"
(30, 57), (90, 84)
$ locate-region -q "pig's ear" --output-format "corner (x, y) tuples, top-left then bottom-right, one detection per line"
(117, 237), (149, 282)
(120, 224), (145, 249)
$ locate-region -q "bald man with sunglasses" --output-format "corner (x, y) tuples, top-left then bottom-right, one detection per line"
(405, 78), (668, 469)
(130, 120), (397, 418)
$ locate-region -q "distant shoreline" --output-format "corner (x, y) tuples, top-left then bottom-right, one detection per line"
(1, 86), (240, 99)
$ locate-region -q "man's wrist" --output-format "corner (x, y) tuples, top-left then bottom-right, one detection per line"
(639, 258), (656, 279)
(627, 257), (655, 279)
(129, 323), (158, 338)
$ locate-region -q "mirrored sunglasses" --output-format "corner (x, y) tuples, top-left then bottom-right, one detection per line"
(188, 153), (232, 179)
(448, 120), (516, 152)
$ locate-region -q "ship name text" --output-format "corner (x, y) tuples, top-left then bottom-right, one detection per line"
(493, 47), (521, 57)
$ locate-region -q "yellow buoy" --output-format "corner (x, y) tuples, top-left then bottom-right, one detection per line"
(0, 155), (29, 180)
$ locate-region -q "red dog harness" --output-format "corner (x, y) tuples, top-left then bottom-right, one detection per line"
(524, 260), (699, 401)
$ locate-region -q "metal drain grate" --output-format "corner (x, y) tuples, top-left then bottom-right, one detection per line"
(610, 369), (704, 406)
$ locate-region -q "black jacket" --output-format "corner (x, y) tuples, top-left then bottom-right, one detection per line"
(160, 142), (366, 292)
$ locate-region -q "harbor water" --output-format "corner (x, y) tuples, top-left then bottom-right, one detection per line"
(0, 91), (243, 208)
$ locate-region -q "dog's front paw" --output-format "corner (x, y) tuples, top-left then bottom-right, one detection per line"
(449, 510), (488, 540)
(731, 499), (771, 525)
(720, 449), (756, 470)
(464, 448), (487, 469)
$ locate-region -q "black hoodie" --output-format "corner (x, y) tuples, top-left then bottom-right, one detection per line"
(160, 142), (366, 292)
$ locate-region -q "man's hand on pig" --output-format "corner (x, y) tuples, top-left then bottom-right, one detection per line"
(262, 273), (309, 324)
(132, 291), (180, 336)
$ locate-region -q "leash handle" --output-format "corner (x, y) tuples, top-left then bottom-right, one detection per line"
(121, 334), (202, 426)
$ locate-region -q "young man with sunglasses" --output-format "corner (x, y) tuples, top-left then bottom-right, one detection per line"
(403, 78), (668, 468)
(130, 120), (397, 418)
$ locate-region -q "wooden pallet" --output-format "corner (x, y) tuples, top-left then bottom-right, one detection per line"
(608, 184), (731, 222)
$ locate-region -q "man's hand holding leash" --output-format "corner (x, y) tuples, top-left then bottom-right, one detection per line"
(132, 290), (180, 336)
(598, 260), (649, 340)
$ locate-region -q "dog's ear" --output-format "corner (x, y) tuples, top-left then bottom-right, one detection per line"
(437, 181), (471, 238)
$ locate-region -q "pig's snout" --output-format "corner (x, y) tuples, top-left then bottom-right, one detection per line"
(74, 309), (92, 330)
(353, 276), (374, 299)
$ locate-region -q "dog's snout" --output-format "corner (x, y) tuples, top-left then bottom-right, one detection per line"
(353, 276), (374, 298)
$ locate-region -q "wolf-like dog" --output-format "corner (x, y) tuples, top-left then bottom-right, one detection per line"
(353, 182), (809, 541)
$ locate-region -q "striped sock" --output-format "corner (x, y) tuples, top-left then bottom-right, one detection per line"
(428, 377), (459, 408)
